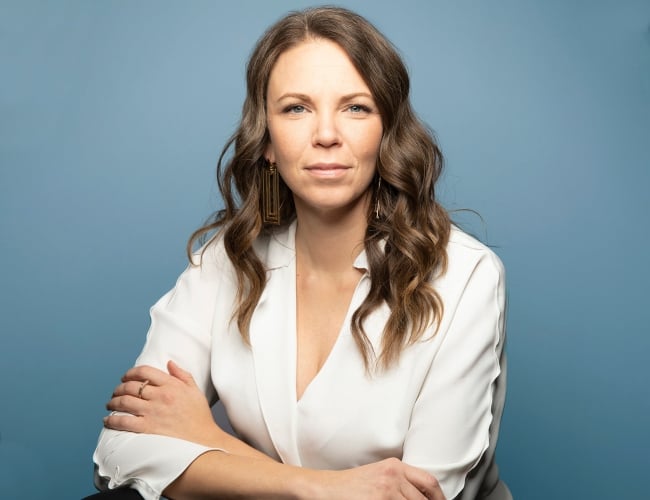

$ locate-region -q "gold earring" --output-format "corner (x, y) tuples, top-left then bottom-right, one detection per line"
(262, 160), (280, 225)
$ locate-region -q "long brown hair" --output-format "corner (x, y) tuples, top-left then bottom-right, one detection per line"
(188, 6), (450, 370)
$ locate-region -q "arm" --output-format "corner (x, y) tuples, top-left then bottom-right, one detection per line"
(106, 363), (444, 500)
(402, 246), (507, 499)
(93, 246), (229, 498)
(164, 453), (441, 500)
(97, 242), (444, 499)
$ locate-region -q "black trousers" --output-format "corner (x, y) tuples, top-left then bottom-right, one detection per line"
(82, 488), (144, 500)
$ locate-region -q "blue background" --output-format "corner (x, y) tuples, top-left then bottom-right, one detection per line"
(1, 1), (648, 498)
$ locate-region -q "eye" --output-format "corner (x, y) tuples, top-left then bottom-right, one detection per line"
(347, 104), (372, 114)
(283, 104), (307, 114)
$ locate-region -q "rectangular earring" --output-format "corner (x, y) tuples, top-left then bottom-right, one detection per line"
(262, 161), (281, 224)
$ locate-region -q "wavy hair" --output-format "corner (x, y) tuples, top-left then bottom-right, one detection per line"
(188, 6), (450, 370)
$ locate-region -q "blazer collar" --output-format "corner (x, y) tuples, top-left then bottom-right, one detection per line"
(254, 219), (373, 272)
(252, 220), (297, 271)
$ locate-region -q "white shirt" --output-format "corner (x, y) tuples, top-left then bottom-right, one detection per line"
(93, 222), (507, 500)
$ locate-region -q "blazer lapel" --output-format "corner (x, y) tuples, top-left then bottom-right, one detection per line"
(249, 222), (302, 465)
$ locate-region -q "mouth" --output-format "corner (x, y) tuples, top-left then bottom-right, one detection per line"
(304, 163), (351, 178)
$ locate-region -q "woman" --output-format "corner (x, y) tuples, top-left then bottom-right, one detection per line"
(94, 6), (510, 500)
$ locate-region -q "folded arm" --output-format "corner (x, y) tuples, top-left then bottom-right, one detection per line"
(103, 362), (443, 500)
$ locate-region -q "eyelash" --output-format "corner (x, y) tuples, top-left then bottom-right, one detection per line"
(281, 104), (373, 114)
(283, 104), (307, 114)
(347, 104), (372, 113)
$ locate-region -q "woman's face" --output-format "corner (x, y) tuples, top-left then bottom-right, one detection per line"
(265, 38), (383, 218)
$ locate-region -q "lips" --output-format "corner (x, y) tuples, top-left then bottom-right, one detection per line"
(305, 163), (350, 171)
(304, 163), (351, 179)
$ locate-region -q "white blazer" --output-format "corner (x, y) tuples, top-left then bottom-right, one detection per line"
(93, 221), (509, 500)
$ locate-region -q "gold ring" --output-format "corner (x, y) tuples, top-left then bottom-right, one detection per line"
(138, 379), (150, 399)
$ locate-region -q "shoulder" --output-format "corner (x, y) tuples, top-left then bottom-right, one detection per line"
(191, 221), (296, 277)
(191, 231), (230, 269)
(433, 226), (506, 313)
(446, 225), (505, 281)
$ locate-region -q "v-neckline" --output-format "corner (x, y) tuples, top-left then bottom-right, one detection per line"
(293, 270), (366, 403)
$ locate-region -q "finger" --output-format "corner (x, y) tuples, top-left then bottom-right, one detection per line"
(400, 481), (428, 500)
(403, 467), (442, 500)
(113, 380), (155, 399)
(106, 394), (148, 415)
(167, 360), (196, 386)
(104, 412), (147, 433)
(122, 365), (170, 386)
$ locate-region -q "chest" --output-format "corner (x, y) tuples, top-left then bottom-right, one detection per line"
(214, 325), (432, 468)
(209, 263), (441, 467)
(295, 270), (362, 401)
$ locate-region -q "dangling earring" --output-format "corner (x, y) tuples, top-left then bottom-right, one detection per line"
(262, 160), (280, 225)
(375, 176), (382, 219)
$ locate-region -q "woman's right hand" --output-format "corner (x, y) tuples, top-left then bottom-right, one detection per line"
(314, 457), (445, 500)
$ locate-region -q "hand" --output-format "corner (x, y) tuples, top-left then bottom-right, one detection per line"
(104, 361), (221, 447)
(318, 458), (445, 500)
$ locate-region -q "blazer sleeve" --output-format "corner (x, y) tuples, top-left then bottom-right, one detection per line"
(402, 247), (507, 499)
(93, 245), (231, 500)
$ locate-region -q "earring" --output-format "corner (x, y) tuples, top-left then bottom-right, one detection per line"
(262, 160), (281, 225)
(375, 176), (382, 219)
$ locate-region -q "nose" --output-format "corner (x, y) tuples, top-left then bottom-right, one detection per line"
(312, 111), (340, 148)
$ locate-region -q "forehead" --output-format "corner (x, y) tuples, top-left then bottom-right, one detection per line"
(267, 38), (370, 96)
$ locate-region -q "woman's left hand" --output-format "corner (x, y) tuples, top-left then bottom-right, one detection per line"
(104, 360), (221, 447)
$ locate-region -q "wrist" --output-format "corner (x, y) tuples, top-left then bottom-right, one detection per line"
(290, 468), (331, 500)
(204, 422), (229, 450)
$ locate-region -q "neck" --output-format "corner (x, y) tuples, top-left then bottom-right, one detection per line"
(294, 203), (368, 276)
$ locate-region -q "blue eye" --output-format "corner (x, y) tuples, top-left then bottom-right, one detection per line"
(285, 105), (306, 114)
(348, 104), (370, 113)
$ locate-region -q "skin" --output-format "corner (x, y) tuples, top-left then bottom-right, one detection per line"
(265, 38), (382, 223)
(105, 38), (446, 500)
(265, 38), (383, 401)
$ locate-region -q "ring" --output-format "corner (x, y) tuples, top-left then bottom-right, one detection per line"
(138, 379), (150, 399)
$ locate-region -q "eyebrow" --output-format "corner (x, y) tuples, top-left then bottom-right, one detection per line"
(275, 92), (374, 103)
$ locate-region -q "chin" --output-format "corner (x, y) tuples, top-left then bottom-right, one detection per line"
(294, 188), (371, 214)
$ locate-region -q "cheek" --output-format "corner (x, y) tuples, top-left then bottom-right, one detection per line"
(267, 125), (306, 163)
(352, 124), (382, 160)
(360, 138), (382, 165)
